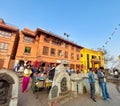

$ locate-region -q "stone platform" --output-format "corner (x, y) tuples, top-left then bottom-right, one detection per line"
(18, 82), (120, 106)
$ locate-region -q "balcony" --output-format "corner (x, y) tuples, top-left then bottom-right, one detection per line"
(91, 59), (100, 63)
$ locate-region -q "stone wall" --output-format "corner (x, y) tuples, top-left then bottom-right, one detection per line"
(48, 64), (102, 105)
(70, 73), (102, 96)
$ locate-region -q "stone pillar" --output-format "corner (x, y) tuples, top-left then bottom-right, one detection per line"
(71, 80), (78, 97)
(77, 80), (84, 94)
(70, 73), (83, 96)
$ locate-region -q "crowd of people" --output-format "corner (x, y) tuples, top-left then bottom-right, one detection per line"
(13, 60), (58, 93)
(13, 60), (114, 102)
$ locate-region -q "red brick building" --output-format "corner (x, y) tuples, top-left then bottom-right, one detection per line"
(0, 19), (83, 70)
(16, 28), (83, 70)
(15, 28), (37, 63)
(0, 19), (19, 69)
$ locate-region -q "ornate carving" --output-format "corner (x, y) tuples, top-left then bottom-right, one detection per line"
(61, 77), (68, 92)
(0, 73), (14, 105)
(0, 80), (10, 105)
(51, 85), (58, 98)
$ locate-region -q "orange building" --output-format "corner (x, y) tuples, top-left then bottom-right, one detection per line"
(15, 28), (83, 70)
(15, 28), (38, 63)
(0, 19), (83, 70)
(0, 19), (19, 69)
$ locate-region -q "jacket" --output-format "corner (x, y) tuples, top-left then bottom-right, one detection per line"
(97, 70), (105, 83)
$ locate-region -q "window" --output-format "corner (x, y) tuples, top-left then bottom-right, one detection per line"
(44, 36), (50, 43)
(76, 48), (80, 52)
(24, 36), (34, 43)
(65, 43), (69, 49)
(92, 55), (96, 59)
(71, 46), (74, 51)
(52, 38), (62, 46)
(24, 47), (31, 54)
(71, 53), (74, 59)
(81, 54), (83, 57)
(58, 50), (62, 57)
(51, 48), (56, 56)
(0, 42), (9, 52)
(64, 51), (68, 58)
(61, 42), (65, 47)
(77, 54), (80, 60)
(0, 30), (11, 38)
(42, 46), (49, 55)
(99, 56), (101, 60)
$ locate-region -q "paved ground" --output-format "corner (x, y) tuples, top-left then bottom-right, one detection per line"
(18, 80), (49, 106)
(18, 80), (120, 106)
(62, 83), (120, 106)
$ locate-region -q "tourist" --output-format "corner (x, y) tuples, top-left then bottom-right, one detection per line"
(48, 64), (56, 80)
(30, 65), (37, 78)
(18, 64), (24, 72)
(13, 60), (19, 72)
(97, 67), (111, 101)
(22, 64), (32, 93)
(88, 68), (96, 102)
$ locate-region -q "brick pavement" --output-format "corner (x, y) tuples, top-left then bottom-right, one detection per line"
(18, 81), (120, 106)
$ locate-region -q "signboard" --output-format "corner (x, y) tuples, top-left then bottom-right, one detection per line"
(56, 60), (61, 63)
(61, 60), (69, 64)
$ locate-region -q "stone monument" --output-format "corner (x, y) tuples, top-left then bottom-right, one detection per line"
(0, 69), (19, 106)
(48, 64), (71, 104)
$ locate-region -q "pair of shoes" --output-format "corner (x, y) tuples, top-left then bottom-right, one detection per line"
(104, 98), (109, 101)
(108, 97), (112, 99)
(92, 98), (96, 102)
(90, 97), (94, 99)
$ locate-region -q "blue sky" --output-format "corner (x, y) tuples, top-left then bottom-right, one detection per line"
(0, 0), (120, 65)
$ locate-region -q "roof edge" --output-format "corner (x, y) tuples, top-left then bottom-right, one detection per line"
(36, 28), (83, 48)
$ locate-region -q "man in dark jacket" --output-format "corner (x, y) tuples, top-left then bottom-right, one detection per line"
(48, 65), (55, 80)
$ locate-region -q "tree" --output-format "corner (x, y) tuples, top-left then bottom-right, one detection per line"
(97, 48), (114, 66)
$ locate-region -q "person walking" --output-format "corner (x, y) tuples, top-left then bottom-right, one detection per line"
(97, 67), (111, 101)
(22, 64), (32, 93)
(88, 68), (96, 102)
(48, 64), (56, 80)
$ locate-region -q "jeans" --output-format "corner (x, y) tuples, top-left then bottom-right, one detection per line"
(100, 82), (110, 100)
(90, 83), (95, 99)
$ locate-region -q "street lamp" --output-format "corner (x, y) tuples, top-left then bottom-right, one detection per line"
(64, 32), (70, 38)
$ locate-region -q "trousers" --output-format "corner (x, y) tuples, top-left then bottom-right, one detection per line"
(100, 82), (110, 100)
